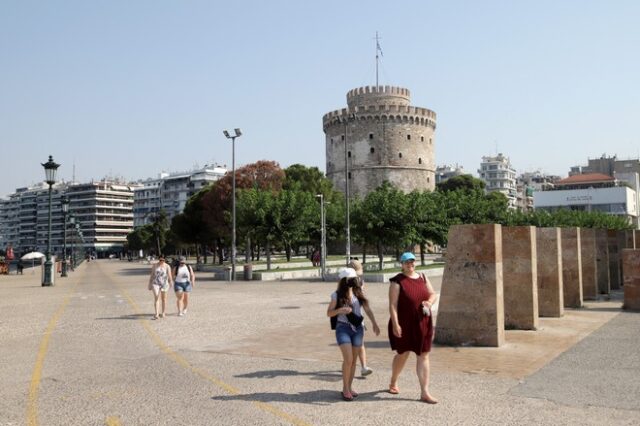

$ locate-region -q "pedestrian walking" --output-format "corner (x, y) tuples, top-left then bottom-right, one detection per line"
(147, 255), (173, 319)
(347, 259), (373, 377)
(388, 252), (438, 404)
(172, 256), (195, 316)
(327, 267), (380, 401)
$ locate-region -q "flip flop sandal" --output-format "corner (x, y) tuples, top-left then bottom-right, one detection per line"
(351, 391), (359, 398)
(389, 385), (400, 394)
(420, 395), (438, 404)
(341, 392), (354, 401)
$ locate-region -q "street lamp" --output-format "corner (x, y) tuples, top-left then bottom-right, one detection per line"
(337, 113), (356, 265)
(68, 216), (76, 270)
(41, 155), (60, 286)
(316, 194), (327, 281)
(60, 195), (69, 277)
(223, 128), (242, 281)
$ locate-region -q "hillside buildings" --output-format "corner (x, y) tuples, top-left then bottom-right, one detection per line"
(435, 164), (465, 185)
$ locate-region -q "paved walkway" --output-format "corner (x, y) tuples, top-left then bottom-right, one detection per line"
(0, 260), (637, 425)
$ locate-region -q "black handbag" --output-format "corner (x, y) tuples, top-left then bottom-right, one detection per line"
(346, 312), (364, 327)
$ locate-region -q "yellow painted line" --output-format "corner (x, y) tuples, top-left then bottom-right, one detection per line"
(105, 416), (122, 426)
(26, 281), (79, 426)
(118, 288), (312, 426)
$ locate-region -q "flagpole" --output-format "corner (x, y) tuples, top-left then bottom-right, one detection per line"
(375, 31), (379, 87)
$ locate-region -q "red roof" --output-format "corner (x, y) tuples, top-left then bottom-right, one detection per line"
(556, 173), (614, 185)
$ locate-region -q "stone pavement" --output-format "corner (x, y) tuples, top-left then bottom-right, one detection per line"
(0, 260), (638, 425)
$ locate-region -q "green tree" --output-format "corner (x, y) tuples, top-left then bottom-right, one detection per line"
(436, 174), (485, 194)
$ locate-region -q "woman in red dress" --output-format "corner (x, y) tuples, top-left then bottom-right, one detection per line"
(388, 252), (438, 403)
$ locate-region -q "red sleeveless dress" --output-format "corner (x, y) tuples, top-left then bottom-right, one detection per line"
(388, 273), (434, 355)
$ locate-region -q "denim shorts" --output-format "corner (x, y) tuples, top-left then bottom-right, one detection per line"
(335, 322), (364, 347)
(174, 281), (192, 293)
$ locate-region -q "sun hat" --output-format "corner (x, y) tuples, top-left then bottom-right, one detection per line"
(338, 267), (357, 280)
(399, 252), (416, 263)
(178, 256), (186, 263)
(347, 259), (363, 276)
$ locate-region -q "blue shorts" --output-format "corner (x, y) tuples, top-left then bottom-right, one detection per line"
(174, 281), (192, 293)
(335, 322), (364, 347)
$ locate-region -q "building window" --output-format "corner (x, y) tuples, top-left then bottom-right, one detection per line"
(341, 135), (345, 141)
(399, 153), (403, 159)
(370, 147), (375, 154)
(348, 151), (351, 158)
(427, 177), (430, 183)
(418, 158), (422, 164)
(348, 172), (352, 179)
(421, 136), (424, 142)
(429, 138), (432, 144)
(369, 133), (374, 140)
(407, 134), (411, 140)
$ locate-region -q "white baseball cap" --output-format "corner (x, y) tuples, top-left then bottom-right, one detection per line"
(338, 267), (357, 280)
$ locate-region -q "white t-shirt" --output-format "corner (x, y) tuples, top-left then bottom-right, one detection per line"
(175, 264), (191, 283)
(331, 292), (363, 326)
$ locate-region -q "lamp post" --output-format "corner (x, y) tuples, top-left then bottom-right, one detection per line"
(69, 216), (76, 270)
(316, 194), (327, 281)
(41, 155), (60, 286)
(223, 128), (242, 281)
(337, 113), (355, 265)
(60, 196), (69, 277)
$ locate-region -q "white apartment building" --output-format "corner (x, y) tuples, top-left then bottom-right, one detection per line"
(478, 154), (517, 208)
(0, 180), (135, 257)
(515, 172), (561, 212)
(533, 173), (639, 227)
(133, 165), (227, 227)
(435, 164), (465, 185)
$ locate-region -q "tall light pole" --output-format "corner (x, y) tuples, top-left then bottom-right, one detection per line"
(337, 113), (355, 265)
(61, 195), (69, 277)
(316, 194), (327, 280)
(42, 155), (60, 286)
(69, 216), (76, 270)
(223, 128), (242, 281)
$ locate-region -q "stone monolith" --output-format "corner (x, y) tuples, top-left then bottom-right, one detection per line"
(622, 249), (640, 311)
(607, 230), (620, 290)
(502, 226), (538, 330)
(596, 229), (610, 295)
(581, 228), (598, 300)
(435, 224), (504, 347)
(537, 227), (564, 317)
(561, 227), (583, 308)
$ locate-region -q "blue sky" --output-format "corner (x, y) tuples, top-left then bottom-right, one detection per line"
(1, 0), (639, 197)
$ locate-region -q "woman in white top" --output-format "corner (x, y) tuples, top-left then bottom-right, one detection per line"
(147, 255), (173, 319)
(172, 256), (195, 316)
(327, 267), (380, 401)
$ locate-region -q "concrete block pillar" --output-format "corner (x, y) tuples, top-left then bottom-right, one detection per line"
(607, 230), (621, 290)
(537, 227), (564, 317)
(581, 228), (598, 300)
(502, 226), (538, 330)
(561, 227), (583, 308)
(596, 229), (610, 295)
(622, 249), (640, 311)
(626, 230), (636, 250)
(435, 224), (504, 347)
(618, 230), (630, 289)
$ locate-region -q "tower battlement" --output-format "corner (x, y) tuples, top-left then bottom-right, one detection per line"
(322, 104), (436, 131)
(346, 85), (411, 108)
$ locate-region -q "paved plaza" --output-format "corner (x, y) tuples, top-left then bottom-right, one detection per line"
(0, 260), (638, 425)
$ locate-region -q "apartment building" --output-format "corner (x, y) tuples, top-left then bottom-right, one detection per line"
(478, 153), (517, 208)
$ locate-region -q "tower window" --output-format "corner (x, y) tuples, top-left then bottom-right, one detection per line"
(418, 158), (422, 164)
(348, 172), (352, 179)
(369, 133), (374, 140)
(370, 147), (375, 154)
(427, 177), (430, 183)
(429, 138), (432, 144)
(399, 153), (403, 159)
(421, 136), (424, 142)
(342, 135), (345, 141)
(407, 134), (411, 140)
(348, 151), (351, 158)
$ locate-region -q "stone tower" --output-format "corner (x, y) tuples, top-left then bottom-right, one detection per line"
(323, 85), (436, 198)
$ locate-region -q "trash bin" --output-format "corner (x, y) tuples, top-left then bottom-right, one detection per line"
(223, 267), (232, 281)
(243, 264), (253, 281)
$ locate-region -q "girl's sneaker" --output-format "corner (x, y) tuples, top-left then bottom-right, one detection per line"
(361, 366), (373, 376)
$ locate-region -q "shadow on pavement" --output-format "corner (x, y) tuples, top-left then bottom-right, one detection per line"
(95, 314), (152, 320)
(116, 268), (151, 276)
(235, 369), (341, 382)
(210, 389), (407, 405)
